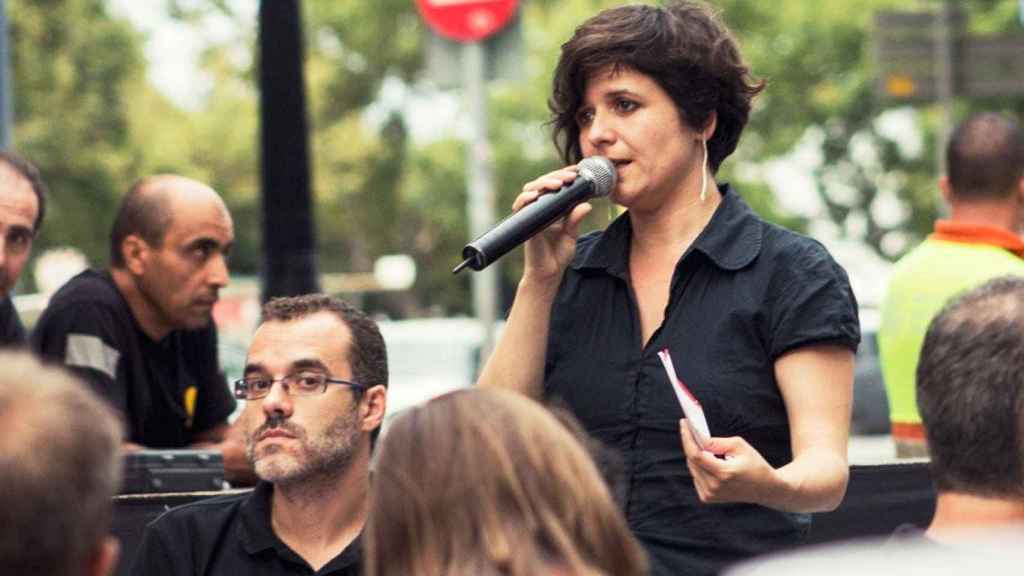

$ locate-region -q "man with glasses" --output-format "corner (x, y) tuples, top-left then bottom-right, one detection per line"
(0, 151), (46, 347)
(130, 294), (387, 576)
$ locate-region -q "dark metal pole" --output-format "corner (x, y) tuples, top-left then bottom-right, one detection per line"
(258, 0), (319, 301)
(933, 1), (956, 177)
(0, 0), (14, 149)
(463, 41), (497, 361)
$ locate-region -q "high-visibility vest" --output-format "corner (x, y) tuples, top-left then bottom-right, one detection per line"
(879, 238), (1024, 429)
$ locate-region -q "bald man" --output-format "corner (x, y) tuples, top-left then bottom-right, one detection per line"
(32, 175), (248, 481)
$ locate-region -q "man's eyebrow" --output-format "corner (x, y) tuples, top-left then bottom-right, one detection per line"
(243, 362), (266, 376)
(242, 359), (329, 376)
(184, 237), (226, 251)
(5, 224), (34, 237)
(290, 359), (329, 372)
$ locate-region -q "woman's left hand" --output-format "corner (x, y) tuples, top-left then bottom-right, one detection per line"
(679, 419), (781, 506)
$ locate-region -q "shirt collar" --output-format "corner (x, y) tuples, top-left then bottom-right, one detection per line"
(572, 184), (763, 275)
(931, 219), (1024, 257)
(238, 481), (364, 571)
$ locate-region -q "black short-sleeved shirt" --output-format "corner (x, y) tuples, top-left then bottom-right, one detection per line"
(130, 482), (363, 576)
(30, 269), (234, 446)
(0, 294), (26, 347)
(544, 184), (860, 576)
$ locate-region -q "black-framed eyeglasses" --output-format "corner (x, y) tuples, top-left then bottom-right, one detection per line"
(233, 371), (366, 400)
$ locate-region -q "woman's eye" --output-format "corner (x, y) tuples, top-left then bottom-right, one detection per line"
(615, 99), (638, 112)
(576, 109), (595, 127)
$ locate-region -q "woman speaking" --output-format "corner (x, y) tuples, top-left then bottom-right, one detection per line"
(477, 2), (860, 574)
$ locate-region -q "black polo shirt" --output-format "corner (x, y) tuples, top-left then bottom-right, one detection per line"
(130, 482), (362, 575)
(31, 270), (234, 446)
(544, 184), (860, 576)
(0, 294), (25, 347)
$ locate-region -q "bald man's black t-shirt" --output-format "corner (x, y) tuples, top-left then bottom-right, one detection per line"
(31, 270), (235, 446)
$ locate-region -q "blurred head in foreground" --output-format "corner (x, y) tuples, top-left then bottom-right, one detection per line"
(364, 388), (647, 576)
(916, 275), (1024, 539)
(0, 351), (122, 576)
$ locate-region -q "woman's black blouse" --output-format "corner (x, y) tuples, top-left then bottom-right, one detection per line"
(543, 184), (860, 576)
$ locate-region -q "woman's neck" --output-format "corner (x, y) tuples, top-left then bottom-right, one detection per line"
(629, 178), (721, 256)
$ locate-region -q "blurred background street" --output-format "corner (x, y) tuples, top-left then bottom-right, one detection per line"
(8, 0), (1024, 465)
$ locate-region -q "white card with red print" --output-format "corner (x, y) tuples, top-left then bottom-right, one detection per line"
(658, 348), (711, 450)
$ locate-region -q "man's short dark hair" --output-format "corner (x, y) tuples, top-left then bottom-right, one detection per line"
(0, 352), (122, 576)
(916, 276), (1024, 498)
(0, 150), (47, 232)
(946, 112), (1024, 200)
(261, 294), (388, 443)
(109, 178), (174, 267)
(549, 0), (765, 172)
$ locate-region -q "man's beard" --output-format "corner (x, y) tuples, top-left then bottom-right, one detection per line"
(245, 407), (362, 486)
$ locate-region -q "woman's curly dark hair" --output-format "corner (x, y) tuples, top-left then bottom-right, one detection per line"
(549, 1), (765, 174)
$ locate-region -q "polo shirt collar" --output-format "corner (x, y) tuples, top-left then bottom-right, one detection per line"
(572, 183), (762, 275)
(237, 481), (364, 572)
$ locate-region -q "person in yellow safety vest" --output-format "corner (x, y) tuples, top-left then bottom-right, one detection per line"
(879, 112), (1024, 458)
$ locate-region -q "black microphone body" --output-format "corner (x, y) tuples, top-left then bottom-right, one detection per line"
(454, 156), (616, 273)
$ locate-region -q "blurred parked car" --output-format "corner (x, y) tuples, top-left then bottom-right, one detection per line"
(852, 308), (890, 435)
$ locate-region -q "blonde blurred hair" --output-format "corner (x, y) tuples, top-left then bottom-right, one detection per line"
(364, 388), (647, 576)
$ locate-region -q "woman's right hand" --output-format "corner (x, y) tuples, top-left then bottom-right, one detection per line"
(514, 165), (594, 283)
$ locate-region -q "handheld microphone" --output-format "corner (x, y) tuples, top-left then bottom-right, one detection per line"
(453, 156), (617, 274)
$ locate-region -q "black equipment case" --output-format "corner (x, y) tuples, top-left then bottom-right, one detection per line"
(120, 449), (225, 494)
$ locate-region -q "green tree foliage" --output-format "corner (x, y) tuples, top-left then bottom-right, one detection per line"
(302, 0), (423, 309)
(12, 0), (1024, 315)
(222, 0), (1024, 314)
(719, 0), (1024, 258)
(8, 0), (145, 272)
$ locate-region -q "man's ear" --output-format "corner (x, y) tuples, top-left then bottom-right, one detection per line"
(938, 176), (953, 205)
(360, 385), (387, 434)
(121, 235), (150, 275)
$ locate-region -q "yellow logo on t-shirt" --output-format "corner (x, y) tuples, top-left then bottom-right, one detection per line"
(184, 386), (197, 429)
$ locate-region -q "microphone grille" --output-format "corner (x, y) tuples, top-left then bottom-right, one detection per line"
(578, 156), (617, 198)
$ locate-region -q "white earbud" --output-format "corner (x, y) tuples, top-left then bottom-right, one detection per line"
(699, 139), (709, 202)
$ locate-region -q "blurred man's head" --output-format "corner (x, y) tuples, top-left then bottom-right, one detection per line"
(0, 352), (122, 576)
(917, 276), (1024, 499)
(109, 175), (233, 339)
(0, 151), (46, 295)
(238, 294), (387, 487)
(941, 113), (1024, 232)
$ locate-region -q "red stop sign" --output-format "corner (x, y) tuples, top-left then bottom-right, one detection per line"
(415, 0), (519, 43)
